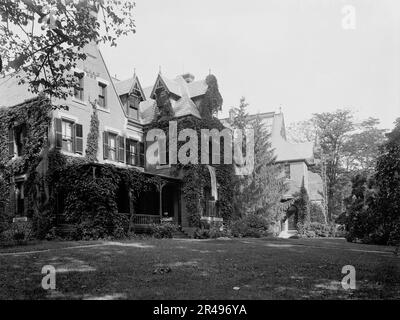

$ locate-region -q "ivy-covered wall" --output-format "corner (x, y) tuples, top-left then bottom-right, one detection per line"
(144, 116), (235, 227)
(0, 95), (52, 233)
(48, 161), (159, 240)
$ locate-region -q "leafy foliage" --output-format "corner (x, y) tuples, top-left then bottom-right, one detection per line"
(144, 113), (235, 227)
(0, 0), (136, 100)
(312, 109), (354, 221)
(298, 222), (337, 238)
(0, 220), (33, 245)
(0, 96), (52, 234)
(51, 162), (158, 240)
(85, 101), (99, 162)
(229, 214), (271, 238)
(309, 202), (326, 224)
(294, 178), (310, 227)
(230, 99), (286, 226)
(342, 118), (386, 173)
(199, 74), (223, 119)
(149, 222), (178, 239)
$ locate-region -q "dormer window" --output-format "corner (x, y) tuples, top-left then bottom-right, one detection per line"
(128, 95), (139, 119)
(124, 82), (144, 120)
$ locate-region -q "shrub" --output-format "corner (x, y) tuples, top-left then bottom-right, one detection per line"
(194, 227), (228, 239)
(0, 221), (33, 245)
(31, 208), (55, 240)
(298, 222), (337, 238)
(229, 214), (271, 238)
(149, 222), (178, 239)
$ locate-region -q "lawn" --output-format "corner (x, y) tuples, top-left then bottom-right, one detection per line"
(0, 237), (399, 300)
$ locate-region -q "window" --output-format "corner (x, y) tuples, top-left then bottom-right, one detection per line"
(54, 118), (83, 154)
(103, 132), (124, 162)
(15, 125), (27, 156)
(108, 133), (117, 161)
(284, 164), (291, 179)
(15, 180), (25, 216)
(8, 125), (27, 157)
(126, 139), (145, 167)
(128, 95), (139, 119)
(74, 72), (84, 100)
(98, 82), (107, 108)
(62, 120), (74, 152)
(103, 133), (144, 166)
(126, 139), (137, 166)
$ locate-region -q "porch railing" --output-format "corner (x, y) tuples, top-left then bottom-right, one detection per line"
(132, 214), (161, 225)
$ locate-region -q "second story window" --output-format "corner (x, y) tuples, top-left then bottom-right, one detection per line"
(103, 132), (126, 163)
(74, 72), (84, 100)
(108, 133), (117, 161)
(62, 120), (73, 152)
(8, 125), (27, 158)
(54, 118), (83, 154)
(98, 82), (107, 108)
(126, 139), (145, 167)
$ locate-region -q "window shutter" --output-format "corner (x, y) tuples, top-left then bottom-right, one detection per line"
(54, 118), (62, 149)
(75, 124), (83, 154)
(139, 142), (145, 167)
(125, 139), (131, 165)
(8, 128), (14, 157)
(103, 131), (109, 159)
(118, 136), (125, 163)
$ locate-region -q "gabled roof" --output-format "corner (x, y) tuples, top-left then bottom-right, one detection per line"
(149, 74), (182, 99)
(136, 74), (206, 124)
(220, 111), (313, 164)
(114, 73), (146, 100)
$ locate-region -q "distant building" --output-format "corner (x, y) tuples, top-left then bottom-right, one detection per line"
(220, 112), (325, 237)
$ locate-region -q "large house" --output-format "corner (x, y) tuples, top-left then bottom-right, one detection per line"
(0, 40), (324, 236)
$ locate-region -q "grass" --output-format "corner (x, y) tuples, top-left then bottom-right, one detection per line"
(0, 237), (399, 300)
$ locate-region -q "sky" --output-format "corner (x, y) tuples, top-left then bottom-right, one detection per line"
(100, 0), (400, 130)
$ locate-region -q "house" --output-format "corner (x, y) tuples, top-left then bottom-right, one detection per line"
(220, 111), (326, 237)
(0, 45), (324, 237)
(0, 40), (226, 235)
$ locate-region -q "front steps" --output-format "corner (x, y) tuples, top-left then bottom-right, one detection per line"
(278, 230), (298, 239)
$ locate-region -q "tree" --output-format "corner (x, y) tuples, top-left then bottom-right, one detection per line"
(0, 0), (136, 100)
(231, 99), (286, 224)
(286, 119), (317, 144)
(342, 118), (387, 174)
(373, 118), (400, 245)
(312, 109), (354, 221)
(85, 100), (99, 162)
(295, 177), (310, 225)
(342, 118), (400, 245)
(229, 96), (249, 130)
(246, 115), (286, 221)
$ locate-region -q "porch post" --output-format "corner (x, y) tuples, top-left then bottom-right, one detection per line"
(158, 181), (166, 218)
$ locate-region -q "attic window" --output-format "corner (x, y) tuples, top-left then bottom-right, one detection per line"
(127, 95), (139, 120)
(98, 82), (107, 108)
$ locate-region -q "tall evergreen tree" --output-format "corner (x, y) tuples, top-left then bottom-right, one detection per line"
(231, 99), (286, 224)
(246, 115), (287, 223)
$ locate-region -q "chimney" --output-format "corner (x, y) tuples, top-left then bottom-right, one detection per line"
(229, 109), (236, 122)
(182, 73), (195, 83)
